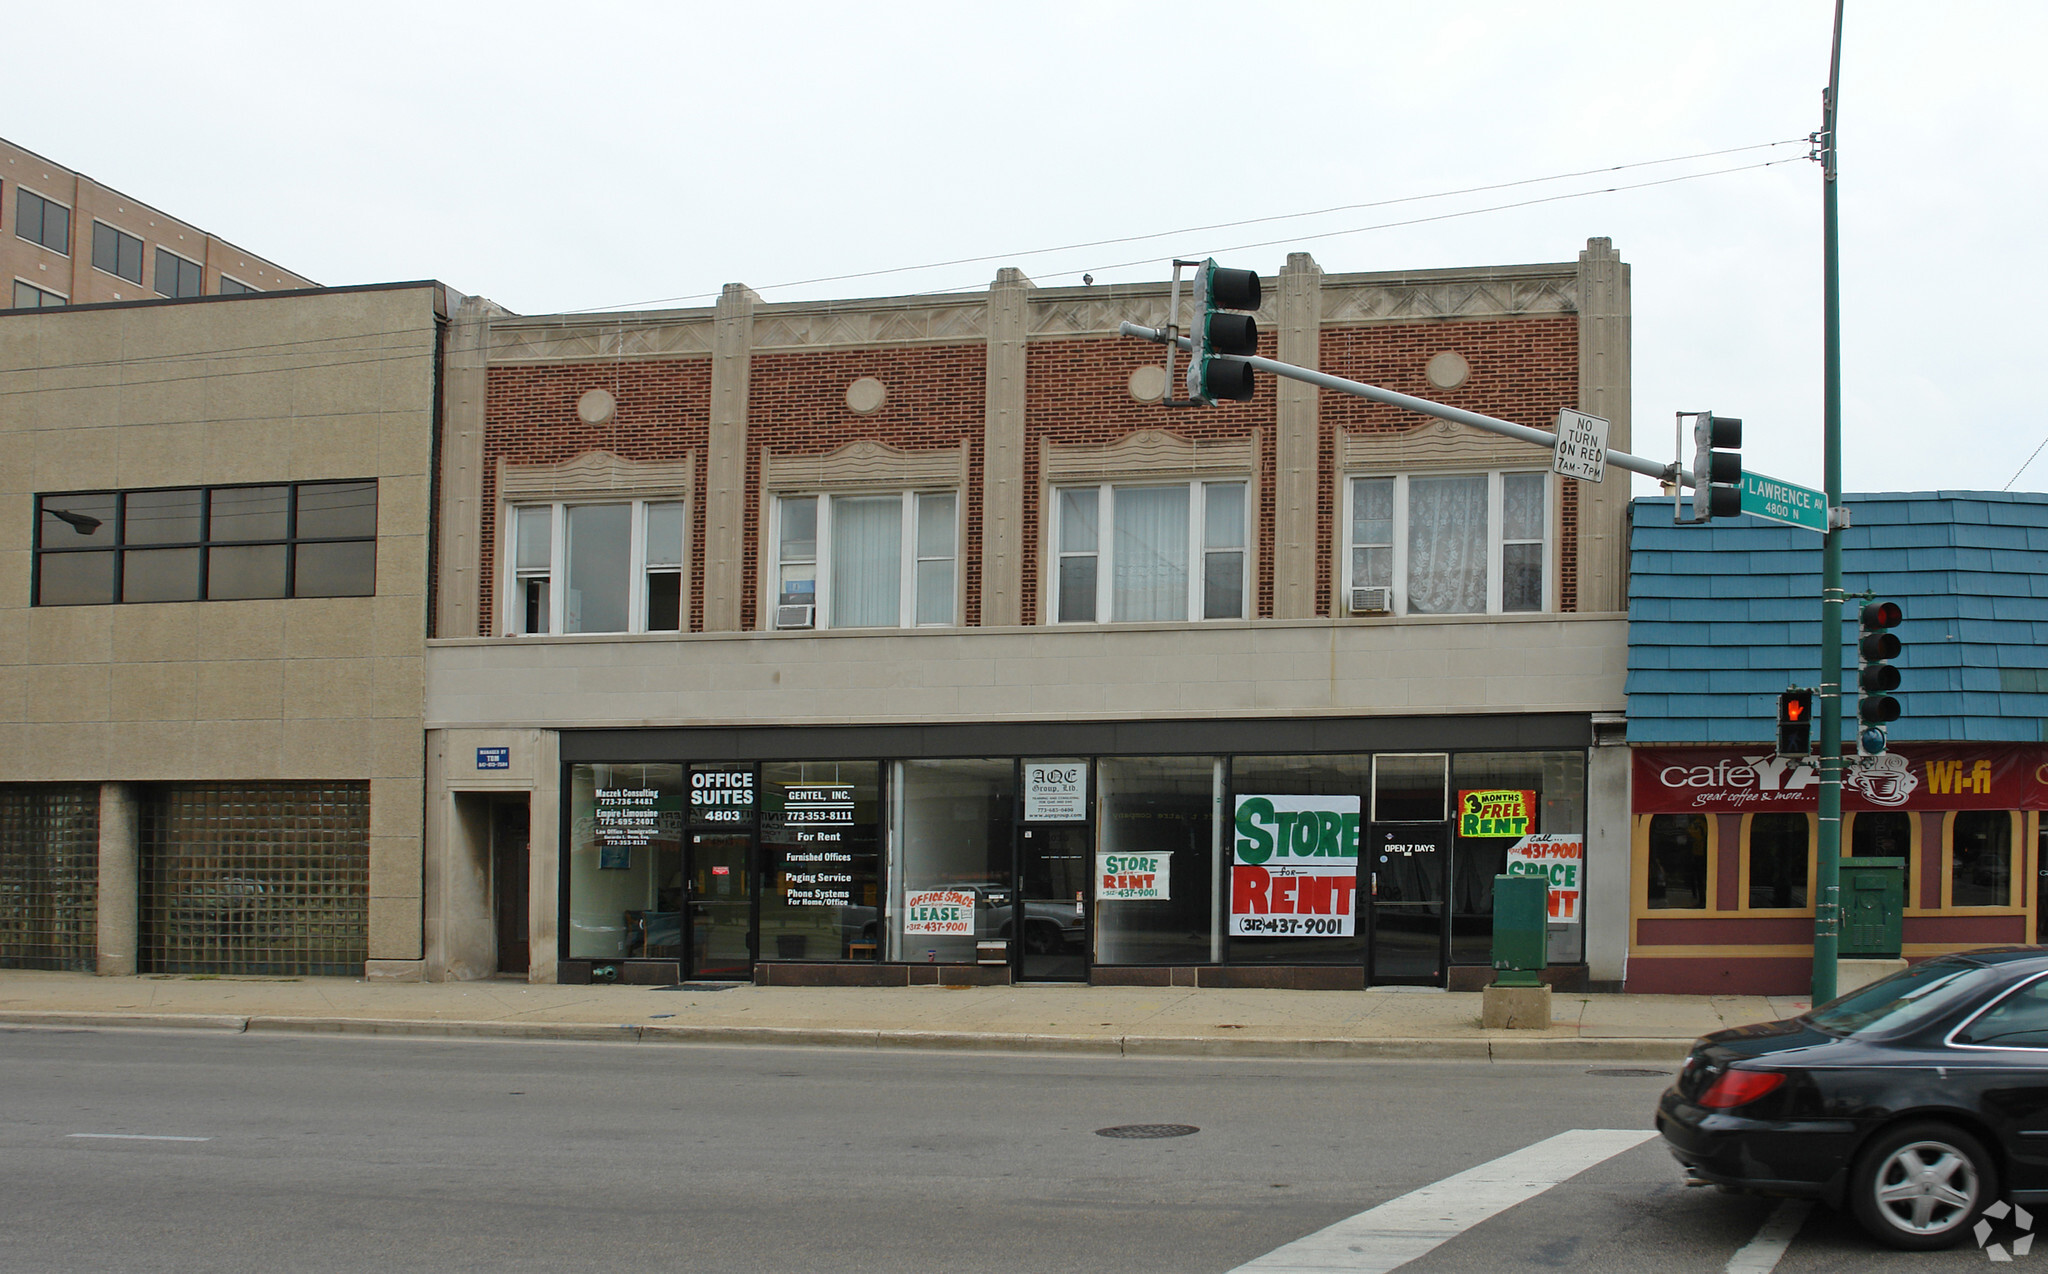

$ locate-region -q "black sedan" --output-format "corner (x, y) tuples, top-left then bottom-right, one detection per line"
(1658, 946), (2048, 1250)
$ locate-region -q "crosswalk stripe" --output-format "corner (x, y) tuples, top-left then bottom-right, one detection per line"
(1230, 1127), (1659, 1274)
(1725, 1199), (1810, 1274)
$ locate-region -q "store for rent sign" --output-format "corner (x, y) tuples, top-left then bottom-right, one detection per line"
(1505, 834), (1583, 922)
(1097, 853), (1170, 901)
(1230, 795), (1360, 937)
(901, 889), (975, 935)
(1459, 789), (1534, 837)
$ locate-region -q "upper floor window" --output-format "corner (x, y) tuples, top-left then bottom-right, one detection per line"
(1345, 471), (1546, 616)
(15, 188), (68, 254)
(507, 500), (684, 635)
(773, 491), (956, 630)
(155, 248), (202, 298)
(91, 221), (144, 284)
(1051, 480), (1246, 623)
(218, 275), (259, 296)
(34, 480), (377, 606)
(12, 280), (65, 309)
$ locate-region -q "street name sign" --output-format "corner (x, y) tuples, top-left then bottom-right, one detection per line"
(1550, 409), (1609, 482)
(1741, 471), (1827, 532)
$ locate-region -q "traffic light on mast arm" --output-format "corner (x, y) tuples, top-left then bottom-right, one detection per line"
(1776, 688), (1814, 758)
(1185, 260), (1261, 405)
(1689, 412), (1743, 521)
(1857, 600), (1904, 754)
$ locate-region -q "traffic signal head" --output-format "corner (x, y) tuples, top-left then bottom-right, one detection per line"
(1689, 412), (1743, 521)
(1776, 688), (1814, 757)
(1186, 260), (1261, 405)
(1857, 600), (1904, 750)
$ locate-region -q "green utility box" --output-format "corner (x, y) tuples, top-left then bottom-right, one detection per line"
(1841, 856), (1905, 958)
(1492, 874), (1549, 987)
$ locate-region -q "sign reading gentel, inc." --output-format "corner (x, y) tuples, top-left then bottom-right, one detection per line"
(1230, 795), (1360, 937)
(1632, 744), (2048, 813)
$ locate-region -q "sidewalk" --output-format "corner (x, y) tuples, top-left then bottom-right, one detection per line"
(0, 970), (1810, 1061)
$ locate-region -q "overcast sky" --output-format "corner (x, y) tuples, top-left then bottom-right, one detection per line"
(6, 2), (2042, 499)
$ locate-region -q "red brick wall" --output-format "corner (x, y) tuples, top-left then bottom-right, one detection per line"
(741, 344), (986, 630)
(481, 361), (712, 634)
(1021, 336), (1277, 625)
(1319, 316), (1581, 613)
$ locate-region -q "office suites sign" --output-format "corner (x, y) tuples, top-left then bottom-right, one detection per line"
(1230, 795), (1360, 937)
(1633, 745), (2048, 813)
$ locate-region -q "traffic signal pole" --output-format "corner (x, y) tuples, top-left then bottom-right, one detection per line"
(1813, 0), (1846, 1007)
(1119, 321), (1692, 487)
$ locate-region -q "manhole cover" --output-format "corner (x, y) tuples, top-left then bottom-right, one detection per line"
(1095, 1124), (1199, 1139)
(1586, 1068), (1672, 1078)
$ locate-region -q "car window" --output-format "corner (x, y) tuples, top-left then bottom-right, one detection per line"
(1954, 978), (2048, 1048)
(1805, 960), (2002, 1036)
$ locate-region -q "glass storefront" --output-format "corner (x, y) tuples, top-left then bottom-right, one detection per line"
(563, 743), (1592, 983)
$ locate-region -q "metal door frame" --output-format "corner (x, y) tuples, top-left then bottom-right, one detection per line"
(1012, 757), (1094, 983)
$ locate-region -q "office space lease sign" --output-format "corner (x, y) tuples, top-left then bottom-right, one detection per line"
(1231, 795), (1361, 937)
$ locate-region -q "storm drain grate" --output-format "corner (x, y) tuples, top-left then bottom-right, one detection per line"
(1095, 1124), (1200, 1139)
(654, 982), (740, 992)
(1586, 1068), (1672, 1078)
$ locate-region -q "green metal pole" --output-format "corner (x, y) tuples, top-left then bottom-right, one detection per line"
(1813, 0), (1846, 1006)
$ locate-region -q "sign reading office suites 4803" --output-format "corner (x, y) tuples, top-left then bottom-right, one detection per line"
(1231, 795), (1360, 937)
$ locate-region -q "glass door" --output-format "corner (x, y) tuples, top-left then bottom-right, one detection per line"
(1017, 823), (1091, 981)
(1366, 823), (1449, 984)
(685, 831), (754, 979)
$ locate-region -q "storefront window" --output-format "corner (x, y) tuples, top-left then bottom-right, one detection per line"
(1850, 811), (1912, 858)
(1095, 757), (1222, 966)
(889, 759), (1014, 962)
(1748, 813), (1809, 910)
(1951, 811), (2013, 908)
(567, 763), (684, 960)
(1227, 755), (1371, 965)
(759, 761), (881, 960)
(1373, 754), (1447, 822)
(1647, 814), (1709, 910)
(1449, 752), (1585, 965)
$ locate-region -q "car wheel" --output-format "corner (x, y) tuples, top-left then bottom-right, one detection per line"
(1850, 1121), (1996, 1250)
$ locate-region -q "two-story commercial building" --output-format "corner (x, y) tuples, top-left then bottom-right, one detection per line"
(422, 241), (1639, 990)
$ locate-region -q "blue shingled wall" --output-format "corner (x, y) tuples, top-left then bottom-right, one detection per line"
(1626, 491), (2048, 744)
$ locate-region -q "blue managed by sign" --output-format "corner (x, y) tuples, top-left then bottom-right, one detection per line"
(476, 747), (511, 771)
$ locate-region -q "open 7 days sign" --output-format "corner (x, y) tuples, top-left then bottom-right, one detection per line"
(1231, 795), (1360, 937)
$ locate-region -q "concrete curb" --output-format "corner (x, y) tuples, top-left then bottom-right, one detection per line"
(0, 1009), (1697, 1061)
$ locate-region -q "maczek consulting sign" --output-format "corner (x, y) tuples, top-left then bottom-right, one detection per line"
(1231, 795), (1360, 937)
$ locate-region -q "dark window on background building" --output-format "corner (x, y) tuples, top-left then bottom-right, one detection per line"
(154, 247), (201, 297)
(1748, 813), (1809, 909)
(1951, 811), (2013, 908)
(91, 221), (144, 283)
(1647, 814), (1709, 910)
(219, 275), (258, 295)
(33, 480), (377, 605)
(1850, 810), (1912, 859)
(15, 188), (68, 254)
(759, 761), (880, 961)
(12, 280), (65, 309)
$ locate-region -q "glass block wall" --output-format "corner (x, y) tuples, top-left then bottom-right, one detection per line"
(0, 785), (100, 971)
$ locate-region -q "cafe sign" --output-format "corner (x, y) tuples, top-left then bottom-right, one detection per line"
(1633, 744), (2048, 813)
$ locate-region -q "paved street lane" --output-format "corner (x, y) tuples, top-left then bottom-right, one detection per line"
(0, 1028), (2017, 1273)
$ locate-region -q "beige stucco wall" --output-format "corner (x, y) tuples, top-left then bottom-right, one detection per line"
(0, 283), (441, 965)
(425, 615), (1627, 729)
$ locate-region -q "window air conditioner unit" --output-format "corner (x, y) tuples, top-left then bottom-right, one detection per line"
(1348, 585), (1392, 615)
(775, 603), (815, 630)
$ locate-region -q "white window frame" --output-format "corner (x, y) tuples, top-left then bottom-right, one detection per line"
(769, 490), (958, 630)
(1049, 479), (1249, 624)
(502, 497), (687, 636)
(1342, 469), (1550, 617)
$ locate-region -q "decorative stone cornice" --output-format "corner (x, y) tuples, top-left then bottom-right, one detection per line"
(1041, 427), (1257, 483)
(760, 439), (970, 493)
(1339, 418), (1544, 472)
(498, 449), (696, 501)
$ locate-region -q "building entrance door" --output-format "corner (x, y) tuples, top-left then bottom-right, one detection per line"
(684, 830), (754, 979)
(1366, 822), (1449, 985)
(491, 799), (530, 976)
(1016, 824), (1090, 981)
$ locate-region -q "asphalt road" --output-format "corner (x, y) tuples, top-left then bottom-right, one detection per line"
(0, 1027), (2021, 1272)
